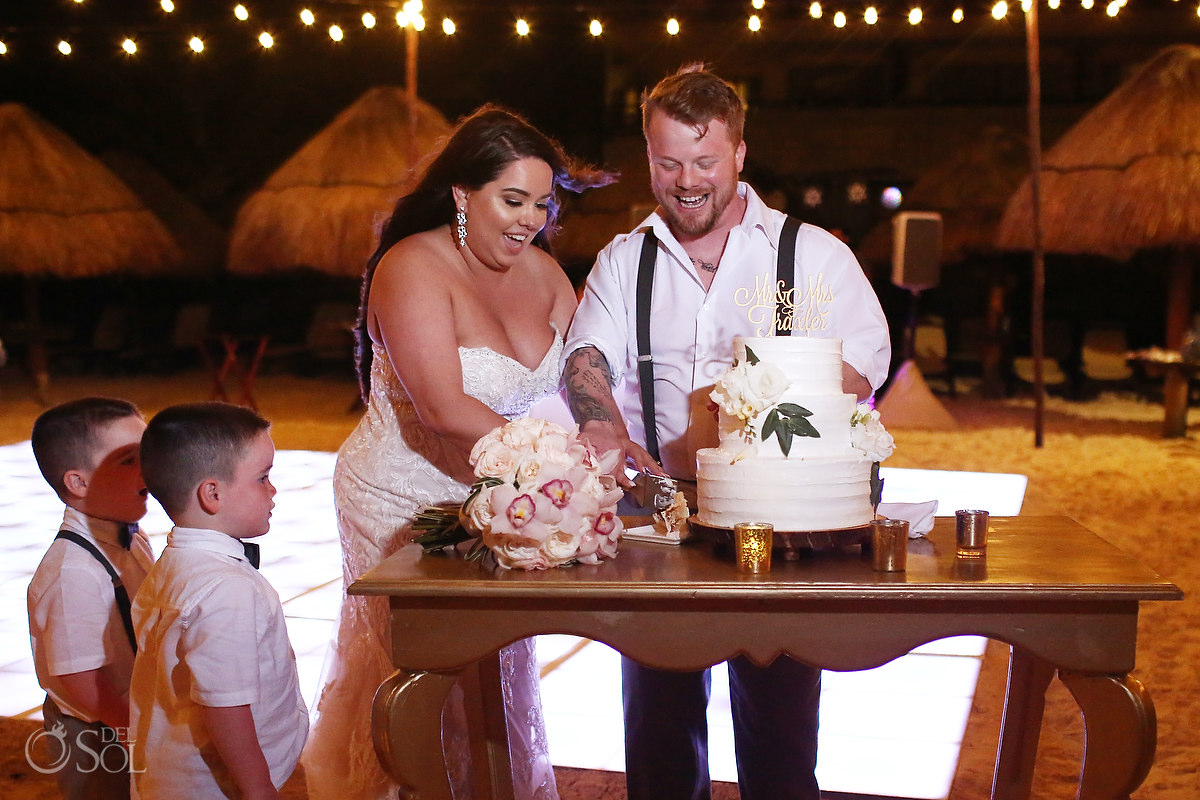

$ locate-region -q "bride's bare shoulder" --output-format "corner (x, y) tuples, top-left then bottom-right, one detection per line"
(375, 229), (455, 282)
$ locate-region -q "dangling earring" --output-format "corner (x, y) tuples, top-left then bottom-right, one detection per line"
(456, 208), (467, 248)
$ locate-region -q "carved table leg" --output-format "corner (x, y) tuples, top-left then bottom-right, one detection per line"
(372, 669), (461, 800)
(1058, 672), (1157, 800)
(993, 646), (1056, 800)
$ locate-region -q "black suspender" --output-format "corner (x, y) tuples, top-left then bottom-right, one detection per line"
(55, 530), (138, 654)
(776, 216), (801, 335)
(636, 230), (660, 464)
(635, 216), (801, 465)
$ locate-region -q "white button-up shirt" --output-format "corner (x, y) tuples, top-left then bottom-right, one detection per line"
(27, 507), (154, 722)
(130, 527), (308, 798)
(564, 183), (890, 481)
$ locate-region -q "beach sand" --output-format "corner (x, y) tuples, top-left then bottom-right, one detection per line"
(1, 367), (1195, 799)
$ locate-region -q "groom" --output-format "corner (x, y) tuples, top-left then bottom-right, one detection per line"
(561, 64), (890, 800)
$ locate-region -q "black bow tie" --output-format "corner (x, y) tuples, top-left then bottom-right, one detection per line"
(242, 541), (261, 570)
(118, 523), (137, 550)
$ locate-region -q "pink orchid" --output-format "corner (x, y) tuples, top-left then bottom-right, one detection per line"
(539, 478), (574, 508)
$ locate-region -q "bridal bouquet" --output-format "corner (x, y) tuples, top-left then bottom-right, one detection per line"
(415, 418), (625, 570)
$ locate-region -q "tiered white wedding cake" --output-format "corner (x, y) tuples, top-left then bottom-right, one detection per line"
(695, 336), (893, 531)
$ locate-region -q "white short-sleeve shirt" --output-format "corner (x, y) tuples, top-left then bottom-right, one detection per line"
(129, 527), (308, 799)
(27, 507), (154, 722)
(564, 182), (891, 480)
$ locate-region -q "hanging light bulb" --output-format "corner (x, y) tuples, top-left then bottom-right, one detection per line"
(259, 31), (274, 48)
(992, 0), (1008, 18)
(328, 25), (343, 41)
(362, 12), (376, 28)
(1081, 0), (1094, 9)
(189, 36), (204, 52)
(58, 40), (73, 55)
(122, 38), (137, 54)
(1048, 0), (1061, 7)
(752, 0), (766, 8)
(834, 10), (847, 26)
(161, 0), (175, 13)
(810, 2), (823, 18)
(952, 7), (965, 20)
(413, 13), (425, 30)
(589, 19), (603, 36)
(300, 9), (315, 25)
(0, 41), (8, 55)
(908, 7), (923, 23)
(442, 18), (456, 35)
(667, 18), (680, 35)
(1021, 0), (1032, 11)
(865, 6), (879, 23)
(748, 14), (762, 30)
(516, 18), (530, 36)
(234, 5), (249, 21)
(1105, 0), (1120, 13)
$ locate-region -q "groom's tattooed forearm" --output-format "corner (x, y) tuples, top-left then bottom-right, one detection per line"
(564, 347), (615, 424)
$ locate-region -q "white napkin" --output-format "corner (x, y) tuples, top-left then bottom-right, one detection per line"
(876, 500), (938, 538)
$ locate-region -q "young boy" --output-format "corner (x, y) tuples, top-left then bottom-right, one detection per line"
(28, 397), (154, 800)
(130, 402), (308, 800)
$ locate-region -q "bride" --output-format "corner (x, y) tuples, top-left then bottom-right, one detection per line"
(302, 106), (610, 800)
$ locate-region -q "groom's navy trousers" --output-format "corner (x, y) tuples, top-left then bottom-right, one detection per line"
(621, 654), (822, 800)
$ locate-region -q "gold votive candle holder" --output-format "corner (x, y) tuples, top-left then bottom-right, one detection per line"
(870, 519), (909, 572)
(733, 522), (774, 573)
(955, 509), (990, 559)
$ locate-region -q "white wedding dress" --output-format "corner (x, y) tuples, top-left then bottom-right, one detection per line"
(303, 329), (564, 800)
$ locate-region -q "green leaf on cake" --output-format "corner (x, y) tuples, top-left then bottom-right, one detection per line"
(870, 461), (884, 511)
(744, 345), (760, 365)
(762, 403), (819, 457)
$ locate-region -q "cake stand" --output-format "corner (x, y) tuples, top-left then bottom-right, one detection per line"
(687, 516), (872, 560)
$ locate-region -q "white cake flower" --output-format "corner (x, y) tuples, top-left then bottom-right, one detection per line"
(744, 361), (790, 414)
(850, 403), (896, 462)
(710, 360), (789, 422)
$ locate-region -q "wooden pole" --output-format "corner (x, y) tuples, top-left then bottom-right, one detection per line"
(1025, 0), (1046, 448)
(1162, 249), (1194, 437)
(406, 25), (419, 167)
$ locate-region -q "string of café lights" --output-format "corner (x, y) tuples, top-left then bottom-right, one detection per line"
(0, 0), (1197, 59)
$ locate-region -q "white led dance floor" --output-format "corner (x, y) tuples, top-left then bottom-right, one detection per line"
(0, 442), (1025, 799)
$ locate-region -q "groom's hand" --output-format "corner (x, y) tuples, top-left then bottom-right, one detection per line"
(578, 421), (652, 488)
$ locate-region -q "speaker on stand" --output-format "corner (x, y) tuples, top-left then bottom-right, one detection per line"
(891, 211), (944, 361)
(877, 211), (957, 428)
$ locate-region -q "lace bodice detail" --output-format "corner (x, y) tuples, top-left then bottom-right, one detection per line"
(369, 328), (563, 422)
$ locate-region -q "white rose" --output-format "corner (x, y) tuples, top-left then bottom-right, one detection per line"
(469, 427), (506, 466)
(710, 363), (751, 416)
(514, 456), (544, 487)
(541, 528), (583, 564)
(473, 443), (519, 481)
(744, 362), (790, 413)
(463, 486), (497, 534)
(851, 418), (896, 462)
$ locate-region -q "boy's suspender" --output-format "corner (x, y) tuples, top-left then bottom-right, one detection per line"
(635, 216), (801, 466)
(54, 530), (137, 653)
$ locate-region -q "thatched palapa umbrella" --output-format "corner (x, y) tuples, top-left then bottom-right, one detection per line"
(0, 103), (182, 397)
(227, 87), (450, 277)
(996, 43), (1200, 437)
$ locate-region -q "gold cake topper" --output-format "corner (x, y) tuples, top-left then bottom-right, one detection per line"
(734, 272), (835, 336)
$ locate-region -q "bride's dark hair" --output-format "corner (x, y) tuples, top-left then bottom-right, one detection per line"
(354, 104), (612, 398)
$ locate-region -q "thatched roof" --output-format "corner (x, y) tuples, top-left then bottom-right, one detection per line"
(101, 150), (226, 276)
(0, 103), (182, 277)
(858, 126), (1028, 267)
(227, 87), (451, 277)
(996, 44), (1200, 260)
